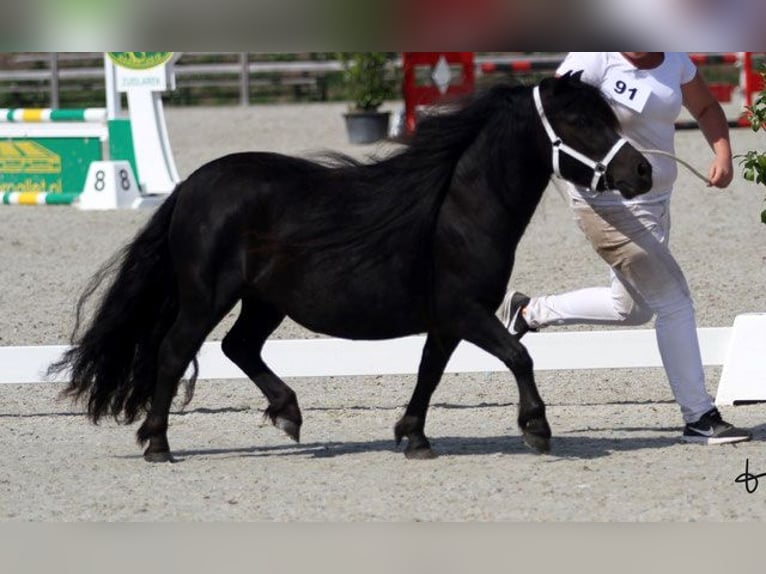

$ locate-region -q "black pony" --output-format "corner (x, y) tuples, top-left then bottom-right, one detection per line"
(50, 72), (652, 462)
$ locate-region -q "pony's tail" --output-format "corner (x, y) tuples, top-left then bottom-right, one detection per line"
(48, 189), (196, 424)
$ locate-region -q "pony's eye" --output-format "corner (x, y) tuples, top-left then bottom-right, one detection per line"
(564, 114), (590, 128)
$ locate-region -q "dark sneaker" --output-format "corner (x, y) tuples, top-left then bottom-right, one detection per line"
(682, 408), (752, 445)
(498, 291), (537, 338)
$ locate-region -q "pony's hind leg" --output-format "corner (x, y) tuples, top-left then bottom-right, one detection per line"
(138, 269), (242, 462)
(394, 333), (459, 459)
(138, 304), (225, 462)
(221, 297), (302, 442)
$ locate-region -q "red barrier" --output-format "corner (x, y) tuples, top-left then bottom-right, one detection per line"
(687, 52), (739, 104)
(401, 52), (475, 135)
(689, 53), (739, 66)
(741, 52), (764, 109)
(479, 60), (559, 74)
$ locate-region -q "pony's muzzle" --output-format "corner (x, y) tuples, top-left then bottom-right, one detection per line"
(611, 147), (653, 198)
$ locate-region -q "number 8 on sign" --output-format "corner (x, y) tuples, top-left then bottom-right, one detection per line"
(94, 170), (106, 191)
(78, 160), (141, 210)
(119, 169), (132, 190)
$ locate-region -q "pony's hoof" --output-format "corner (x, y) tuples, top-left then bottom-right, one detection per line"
(143, 450), (175, 463)
(519, 416), (551, 454)
(522, 432), (551, 454)
(275, 416), (301, 442)
(404, 447), (437, 460)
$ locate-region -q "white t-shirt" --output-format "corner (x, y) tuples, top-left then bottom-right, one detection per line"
(557, 52), (697, 205)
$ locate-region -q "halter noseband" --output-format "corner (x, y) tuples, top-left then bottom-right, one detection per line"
(533, 85), (628, 192)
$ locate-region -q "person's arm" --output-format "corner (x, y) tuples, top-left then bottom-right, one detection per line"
(681, 71), (733, 188)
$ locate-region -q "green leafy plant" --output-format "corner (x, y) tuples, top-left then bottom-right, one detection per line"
(338, 52), (396, 112)
(737, 66), (766, 224)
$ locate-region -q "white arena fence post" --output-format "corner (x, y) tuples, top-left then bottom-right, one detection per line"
(713, 313), (766, 406)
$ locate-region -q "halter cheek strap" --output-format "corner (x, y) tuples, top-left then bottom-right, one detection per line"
(533, 85), (628, 192)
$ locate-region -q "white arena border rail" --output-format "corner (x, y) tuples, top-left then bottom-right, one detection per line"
(1, 314), (763, 406)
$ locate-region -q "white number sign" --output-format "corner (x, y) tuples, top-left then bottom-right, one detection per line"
(608, 75), (651, 113)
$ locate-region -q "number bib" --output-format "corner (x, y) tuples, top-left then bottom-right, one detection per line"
(605, 72), (651, 113)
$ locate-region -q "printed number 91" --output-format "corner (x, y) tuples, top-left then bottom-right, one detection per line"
(615, 81), (638, 101)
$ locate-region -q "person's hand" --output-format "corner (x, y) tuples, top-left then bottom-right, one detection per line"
(707, 154), (733, 188)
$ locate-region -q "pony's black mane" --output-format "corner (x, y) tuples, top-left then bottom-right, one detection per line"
(294, 83), (535, 255)
(332, 82), (533, 188)
(274, 77), (618, 267)
(325, 76), (618, 188)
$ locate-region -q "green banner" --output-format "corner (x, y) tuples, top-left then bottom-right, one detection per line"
(0, 138), (102, 194)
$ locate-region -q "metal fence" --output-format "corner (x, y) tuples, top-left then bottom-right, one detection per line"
(0, 52), (346, 108)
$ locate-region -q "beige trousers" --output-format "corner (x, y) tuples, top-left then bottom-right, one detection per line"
(526, 198), (714, 423)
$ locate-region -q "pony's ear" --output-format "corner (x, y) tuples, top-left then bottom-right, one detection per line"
(561, 70), (585, 84)
(551, 70), (585, 95)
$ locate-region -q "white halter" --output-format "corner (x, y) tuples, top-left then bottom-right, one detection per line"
(533, 85), (628, 192)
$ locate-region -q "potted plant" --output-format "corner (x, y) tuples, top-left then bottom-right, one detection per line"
(339, 52), (396, 144)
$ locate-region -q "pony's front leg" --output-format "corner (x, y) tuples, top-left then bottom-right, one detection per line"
(394, 333), (459, 459)
(461, 312), (551, 453)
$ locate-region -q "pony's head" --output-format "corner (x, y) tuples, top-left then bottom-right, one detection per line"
(537, 72), (652, 198)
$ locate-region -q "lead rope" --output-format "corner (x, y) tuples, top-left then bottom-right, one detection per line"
(636, 148), (712, 185)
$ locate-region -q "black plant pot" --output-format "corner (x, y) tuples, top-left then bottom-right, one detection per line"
(343, 110), (391, 144)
